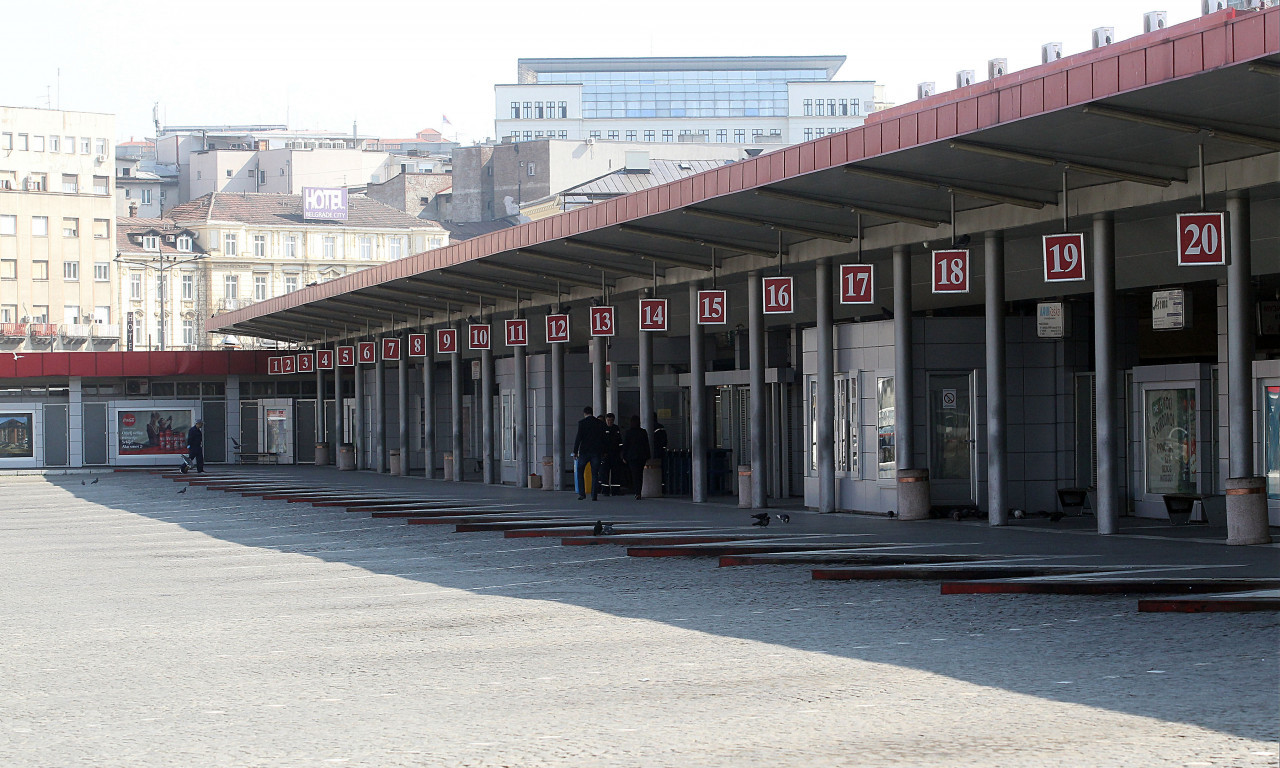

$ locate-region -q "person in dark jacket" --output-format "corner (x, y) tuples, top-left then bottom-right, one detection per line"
(572, 406), (606, 500)
(601, 413), (622, 496)
(186, 419), (205, 473)
(652, 414), (668, 460)
(621, 415), (650, 500)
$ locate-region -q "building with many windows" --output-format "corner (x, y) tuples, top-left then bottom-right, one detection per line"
(149, 192), (449, 349)
(495, 56), (885, 146)
(0, 106), (122, 352)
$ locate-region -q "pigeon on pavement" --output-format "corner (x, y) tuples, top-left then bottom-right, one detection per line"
(750, 512), (770, 527)
(81, 480), (86, 485)
(593, 520), (604, 536)
(91, 477), (99, 484)
(775, 514), (790, 523)
(177, 487), (187, 494)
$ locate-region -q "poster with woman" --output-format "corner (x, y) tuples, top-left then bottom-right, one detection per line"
(1144, 388), (1196, 495)
(0, 413), (34, 458)
(119, 409), (193, 455)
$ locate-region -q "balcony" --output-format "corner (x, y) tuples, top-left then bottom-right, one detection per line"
(92, 323), (121, 339)
(0, 323), (27, 338)
(30, 324), (59, 338)
(61, 323), (93, 339)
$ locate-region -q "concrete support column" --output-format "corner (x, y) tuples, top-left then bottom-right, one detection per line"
(481, 346), (495, 485)
(748, 271), (767, 509)
(639, 308), (655, 451)
(816, 259), (836, 513)
(689, 282), (707, 503)
(68, 376), (83, 467)
(591, 335), (607, 416)
(985, 231), (1008, 526)
(374, 353), (386, 473)
(450, 334), (463, 482)
(892, 245), (915, 470)
(353, 360), (365, 470)
(551, 341), (565, 490)
(315, 366), (325, 463)
(514, 344), (528, 488)
(1227, 192), (1256, 478)
(422, 346), (435, 479)
(333, 363), (344, 460)
(397, 341), (408, 477)
(1093, 213), (1119, 535)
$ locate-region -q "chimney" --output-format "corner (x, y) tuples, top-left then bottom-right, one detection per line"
(128, 201), (138, 217)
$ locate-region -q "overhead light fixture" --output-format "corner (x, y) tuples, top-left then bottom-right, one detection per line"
(949, 141), (1178, 186)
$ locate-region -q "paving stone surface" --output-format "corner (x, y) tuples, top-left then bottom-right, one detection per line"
(1, 471), (1276, 767)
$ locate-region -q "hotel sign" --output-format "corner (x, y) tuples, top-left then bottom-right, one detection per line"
(302, 187), (348, 221)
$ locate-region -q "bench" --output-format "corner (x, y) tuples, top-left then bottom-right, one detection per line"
(236, 452), (280, 465)
(1162, 493), (1225, 526)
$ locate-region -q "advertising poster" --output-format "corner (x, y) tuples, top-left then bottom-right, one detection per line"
(119, 409), (192, 455)
(877, 377), (896, 480)
(1266, 386), (1280, 500)
(0, 413), (34, 458)
(1144, 388), (1196, 495)
(265, 408), (289, 456)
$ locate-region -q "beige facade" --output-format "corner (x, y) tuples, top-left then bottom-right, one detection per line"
(0, 107), (120, 351)
(158, 192), (448, 349)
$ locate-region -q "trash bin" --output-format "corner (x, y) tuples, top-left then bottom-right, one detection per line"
(388, 449), (402, 476)
(642, 459), (663, 499)
(1226, 476), (1272, 545)
(443, 452), (455, 481)
(541, 456), (554, 491)
(337, 444), (355, 471)
(314, 442), (329, 467)
(737, 464), (753, 508)
(896, 468), (930, 520)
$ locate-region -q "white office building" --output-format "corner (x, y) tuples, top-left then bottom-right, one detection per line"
(495, 56), (885, 146)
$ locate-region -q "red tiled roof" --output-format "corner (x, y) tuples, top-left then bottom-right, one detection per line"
(167, 192), (440, 230)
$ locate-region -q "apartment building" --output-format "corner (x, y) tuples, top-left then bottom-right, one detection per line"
(158, 192), (449, 349)
(0, 106), (121, 352)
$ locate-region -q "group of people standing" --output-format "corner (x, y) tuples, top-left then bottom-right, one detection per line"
(571, 406), (667, 501)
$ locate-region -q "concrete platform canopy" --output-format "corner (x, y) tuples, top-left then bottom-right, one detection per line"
(28, 9), (1280, 540)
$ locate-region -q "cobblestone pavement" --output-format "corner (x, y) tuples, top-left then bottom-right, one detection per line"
(2, 473), (1276, 768)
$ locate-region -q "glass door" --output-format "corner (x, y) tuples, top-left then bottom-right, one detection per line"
(927, 371), (976, 505)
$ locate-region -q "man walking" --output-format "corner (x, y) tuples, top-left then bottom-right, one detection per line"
(186, 419), (205, 473)
(572, 406), (605, 500)
(601, 413), (622, 496)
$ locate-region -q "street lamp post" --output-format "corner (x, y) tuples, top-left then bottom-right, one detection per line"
(115, 251), (205, 351)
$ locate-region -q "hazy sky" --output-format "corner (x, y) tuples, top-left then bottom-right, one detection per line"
(5, 0), (1207, 144)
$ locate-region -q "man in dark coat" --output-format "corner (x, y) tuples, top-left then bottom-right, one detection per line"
(572, 406), (606, 500)
(621, 415), (650, 500)
(186, 419), (205, 473)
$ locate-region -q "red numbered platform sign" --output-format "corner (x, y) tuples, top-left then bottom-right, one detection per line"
(437, 328), (458, 354)
(932, 250), (970, 294)
(1177, 212), (1226, 266)
(762, 276), (794, 314)
(296, 353), (315, 373)
(590, 306), (615, 337)
(357, 342), (376, 364)
(268, 356), (283, 375)
(408, 333), (427, 357)
(505, 319), (529, 346)
(1042, 234), (1087, 282)
(697, 290), (727, 325)
(280, 355), (297, 375)
(316, 349), (334, 370)
(546, 314), (570, 343)
(639, 299), (667, 332)
(839, 264), (875, 304)
(337, 346), (355, 367)
(381, 337), (401, 361)
(468, 324), (491, 350)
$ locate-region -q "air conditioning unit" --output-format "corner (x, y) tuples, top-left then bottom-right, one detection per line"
(0, 179), (11, 190)
(1144, 10), (1168, 31)
(125, 378), (149, 396)
(95, 154), (106, 164)
(917, 82), (936, 99)
(1092, 27), (1115, 48)
(956, 70), (976, 88)
(988, 58), (1008, 79)
(1042, 42), (1064, 63)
